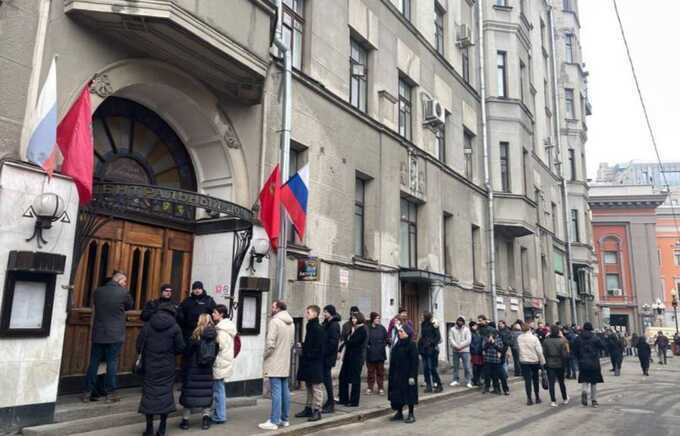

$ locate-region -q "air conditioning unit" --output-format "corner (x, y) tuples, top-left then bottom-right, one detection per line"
(611, 288), (623, 296)
(423, 99), (446, 126)
(456, 24), (473, 48)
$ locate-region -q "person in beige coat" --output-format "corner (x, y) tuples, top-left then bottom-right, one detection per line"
(259, 300), (295, 430)
(211, 305), (237, 425)
(517, 323), (546, 405)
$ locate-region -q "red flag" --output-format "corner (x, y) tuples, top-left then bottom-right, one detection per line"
(57, 84), (93, 205)
(259, 165), (281, 249)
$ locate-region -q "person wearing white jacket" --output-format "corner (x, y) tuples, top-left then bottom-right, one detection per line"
(448, 316), (472, 388)
(212, 305), (237, 425)
(517, 323), (546, 405)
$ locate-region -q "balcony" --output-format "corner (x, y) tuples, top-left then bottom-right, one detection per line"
(65, 0), (276, 104)
(494, 194), (535, 238)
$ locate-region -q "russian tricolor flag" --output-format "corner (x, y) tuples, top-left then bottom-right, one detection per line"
(26, 58), (58, 175)
(281, 163), (309, 240)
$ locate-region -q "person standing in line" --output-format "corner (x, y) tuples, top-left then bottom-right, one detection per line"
(573, 322), (605, 408)
(631, 333), (639, 357)
(295, 305), (326, 422)
(137, 302), (185, 436)
(564, 326), (578, 379)
(82, 271), (133, 403)
(510, 322), (523, 377)
(542, 325), (570, 407)
(469, 321), (484, 387)
(449, 316), (472, 388)
(607, 330), (625, 376)
(418, 312), (443, 393)
(321, 305), (341, 413)
(481, 322), (506, 395)
(179, 314), (216, 431)
(497, 320), (513, 379)
(517, 322), (545, 405)
(389, 308), (414, 343)
(655, 331), (669, 365)
(388, 325), (418, 424)
(637, 334), (651, 376)
(341, 306), (360, 343)
(177, 282), (217, 345)
(366, 312), (389, 396)
(259, 300), (295, 431)
(211, 305), (237, 426)
(338, 312), (368, 406)
(141, 284), (175, 322)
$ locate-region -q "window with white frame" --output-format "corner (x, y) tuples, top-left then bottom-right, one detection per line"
(349, 39), (368, 113)
(565, 88), (575, 119)
(435, 4), (445, 55)
(282, 0), (304, 70)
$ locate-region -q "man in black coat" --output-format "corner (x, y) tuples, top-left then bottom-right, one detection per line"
(176, 281), (217, 344)
(321, 305), (341, 413)
(637, 335), (651, 376)
(83, 272), (133, 402)
(606, 330), (624, 376)
(296, 305), (326, 422)
(141, 283), (175, 322)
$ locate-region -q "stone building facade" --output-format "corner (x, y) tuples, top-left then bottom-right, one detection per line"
(0, 0), (597, 430)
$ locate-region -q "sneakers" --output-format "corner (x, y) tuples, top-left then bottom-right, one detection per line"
(378, 389), (385, 395)
(390, 411), (404, 421)
(434, 384), (443, 393)
(258, 421), (279, 431)
(280, 421), (290, 427)
(80, 392), (92, 403)
(295, 407), (313, 418)
(450, 381), (460, 387)
(466, 383), (474, 388)
(106, 393), (121, 403)
(308, 410), (322, 422)
(201, 416), (211, 430)
(581, 392), (588, 407)
(179, 419), (190, 430)
(366, 389), (373, 395)
(526, 399), (534, 406)
(550, 402), (558, 408)
(404, 413), (416, 424)
(592, 400), (599, 408)
(321, 403), (335, 414)
(535, 397), (542, 404)
(562, 397), (570, 405)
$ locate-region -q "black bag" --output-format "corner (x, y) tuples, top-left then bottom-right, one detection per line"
(540, 369), (548, 390)
(198, 338), (218, 367)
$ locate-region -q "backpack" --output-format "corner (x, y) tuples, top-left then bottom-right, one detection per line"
(234, 334), (242, 358)
(198, 338), (218, 367)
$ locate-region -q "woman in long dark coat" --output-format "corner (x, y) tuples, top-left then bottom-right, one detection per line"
(338, 312), (368, 407)
(637, 335), (651, 376)
(572, 322), (605, 408)
(137, 303), (185, 436)
(179, 313), (217, 430)
(388, 325), (418, 424)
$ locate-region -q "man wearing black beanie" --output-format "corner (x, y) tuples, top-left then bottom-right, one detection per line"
(141, 283), (175, 322)
(321, 305), (341, 413)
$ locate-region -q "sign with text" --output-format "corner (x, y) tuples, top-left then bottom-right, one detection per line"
(298, 257), (320, 281)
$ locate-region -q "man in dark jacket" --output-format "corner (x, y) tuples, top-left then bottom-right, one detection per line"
(83, 272), (133, 402)
(606, 330), (624, 376)
(637, 335), (651, 376)
(321, 305), (341, 413)
(573, 322), (606, 407)
(482, 323), (506, 395)
(366, 312), (389, 395)
(497, 320), (513, 380)
(141, 283), (175, 322)
(176, 281), (217, 344)
(296, 305), (326, 422)
(655, 331), (670, 364)
(418, 312), (443, 393)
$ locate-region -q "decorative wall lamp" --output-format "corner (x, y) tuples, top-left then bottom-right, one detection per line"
(23, 193), (71, 248)
(246, 238), (271, 273)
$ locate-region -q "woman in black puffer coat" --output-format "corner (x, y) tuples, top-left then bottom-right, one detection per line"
(137, 303), (185, 436)
(179, 313), (217, 430)
(388, 324), (418, 424)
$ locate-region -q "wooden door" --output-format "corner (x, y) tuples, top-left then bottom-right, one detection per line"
(60, 218), (193, 391)
(401, 281), (421, 339)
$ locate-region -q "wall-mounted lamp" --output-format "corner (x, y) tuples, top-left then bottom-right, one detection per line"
(246, 238), (271, 273)
(23, 193), (71, 248)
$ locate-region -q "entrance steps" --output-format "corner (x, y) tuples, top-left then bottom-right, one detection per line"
(22, 387), (258, 436)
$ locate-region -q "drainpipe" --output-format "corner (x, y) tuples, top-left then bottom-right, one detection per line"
(478, 1), (497, 322)
(272, 0), (292, 301)
(547, 3), (578, 325)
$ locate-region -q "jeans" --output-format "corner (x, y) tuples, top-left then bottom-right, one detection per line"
(483, 363), (502, 392)
(521, 363), (541, 401)
(511, 348), (521, 376)
(421, 353), (442, 388)
(212, 380), (227, 423)
(451, 351), (471, 384)
(269, 377), (290, 425)
(472, 363), (483, 386)
(566, 356), (578, 378)
(546, 367), (567, 402)
(84, 342), (123, 394)
(581, 383), (597, 402)
(658, 348), (668, 364)
(366, 362), (385, 391)
(322, 366), (334, 406)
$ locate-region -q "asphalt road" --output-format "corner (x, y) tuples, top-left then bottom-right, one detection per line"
(309, 357), (680, 436)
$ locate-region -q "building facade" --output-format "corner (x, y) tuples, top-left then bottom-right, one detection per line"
(0, 0), (596, 430)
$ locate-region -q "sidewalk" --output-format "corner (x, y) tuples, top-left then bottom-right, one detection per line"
(72, 375), (524, 436)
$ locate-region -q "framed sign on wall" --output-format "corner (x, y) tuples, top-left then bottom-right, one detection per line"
(0, 271), (56, 337)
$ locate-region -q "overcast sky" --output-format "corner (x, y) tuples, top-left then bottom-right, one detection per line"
(580, 0), (680, 179)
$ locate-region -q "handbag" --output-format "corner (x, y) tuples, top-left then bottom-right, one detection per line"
(540, 368), (549, 390)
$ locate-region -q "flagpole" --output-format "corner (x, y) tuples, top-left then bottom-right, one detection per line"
(273, 0), (292, 301)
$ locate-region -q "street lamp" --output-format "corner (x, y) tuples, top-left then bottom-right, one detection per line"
(672, 291), (679, 335)
(652, 298), (665, 328)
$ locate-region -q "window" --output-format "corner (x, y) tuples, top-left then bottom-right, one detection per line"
(462, 47), (470, 83)
(471, 225), (480, 282)
(519, 60), (526, 103)
(497, 51), (507, 97)
(604, 251), (618, 264)
(443, 213), (453, 275)
(569, 149), (576, 181)
(400, 198), (418, 267)
(500, 142), (510, 192)
(437, 125), (446, 163)
(606, 273), (621, 294)
(354, 178), (366, 257)
(282, 0), (304, 69)
(552, 202), (558, 234)
(563, 0), (574, 12)
(398, 77), (413, 141)
(435, 4), (445, 55)
(350, 39), (368, 112)
(570, 209), (580, 243)
(565, 88), (575, 119)
(565, 34), (574, 63)
(674, 251), (680, 266)
(464, 130), (474, 180)
(400, 0), (411, 21)
(495, 0), (508, 6)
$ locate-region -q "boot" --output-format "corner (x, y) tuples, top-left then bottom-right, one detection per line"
(179, 419), (189, 430)
(201, 416), (211, 430)
(390, 410), (404, 421)
(295, 407), (313, 418)
(321, 402), (335, 414)
(434, 384), (443, 393)
(424, 385), (433, 393)
(307, 409), (322, 422)
(404, 413), (416, 424)
(581, 392), (588, 407)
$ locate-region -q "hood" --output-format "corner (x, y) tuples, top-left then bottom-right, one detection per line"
(274, 310), (294, 325)
(151, 311), (176, 331)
